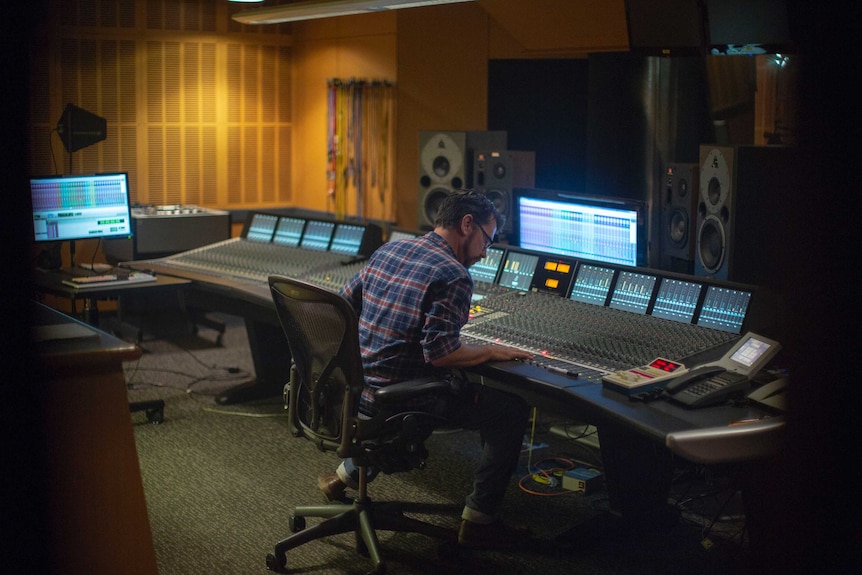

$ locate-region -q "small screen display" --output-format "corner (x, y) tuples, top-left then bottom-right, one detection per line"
(300, 220), (335, 251)
(330, 224), (365, 254)
(570, 264), (615, 305)
(697, 286), (751, 334)
(246, 213), (278, 242)
(609, 270), (657, 314)
(730, 336), (772, 367)
(650, 278), (703, 323)
(470, 247), (505, 284)
(498, 251), (539, 292)
(273, 217), (305, 247)
(649, 358), (685, 372)
(529, 256), (576, 296)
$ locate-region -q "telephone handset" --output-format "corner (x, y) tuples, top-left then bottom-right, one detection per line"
(665, 332), (781, 409)
(665, 367), (749, 408)
(663, 365), (726, 394)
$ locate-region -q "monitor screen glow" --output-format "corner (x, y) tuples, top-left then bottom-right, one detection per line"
(515, 192), (645, 267)
(30, 173), (133, 243)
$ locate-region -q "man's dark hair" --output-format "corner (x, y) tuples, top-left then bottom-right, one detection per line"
(434, 189), (505, 231)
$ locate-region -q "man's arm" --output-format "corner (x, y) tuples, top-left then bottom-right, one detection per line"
(430, 341), (532, 369)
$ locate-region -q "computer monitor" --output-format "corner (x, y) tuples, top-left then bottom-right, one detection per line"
(300, 220), (335, 251)
(30, 172), (133, 244)
(498, 250), (539, 292)
(469, 247), (505, 284)
(273, 216), (306, 247)
(513, 188), (647, 267)
(245, 213), (278, 242)
(330, 223), (365, 255)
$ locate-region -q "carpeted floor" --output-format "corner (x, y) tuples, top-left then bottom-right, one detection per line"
(121, 309), (752, 575)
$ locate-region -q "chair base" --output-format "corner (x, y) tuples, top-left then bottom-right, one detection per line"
(266, 497), (458, 574)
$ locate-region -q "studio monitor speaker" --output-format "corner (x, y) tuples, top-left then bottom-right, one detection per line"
(417, 130), (507, 229)
(659, 163), (699, 274)
(473, 150), (536, 236)
(694, 145), (797, 286)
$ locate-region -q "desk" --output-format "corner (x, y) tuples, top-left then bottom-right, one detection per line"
(32, 267), (192, 341)
(31, 301), (158, 575)
(473, 358), (785, 552)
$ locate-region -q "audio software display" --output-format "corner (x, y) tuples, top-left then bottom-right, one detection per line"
(30, 172), (133, 243)
(300, 220), (336, 251)
(609, 270), (657, 314)
(570, 264), (616, 305)
(515, 190), (646, 267)
(330, 223), (365, 255)
(650, 278), (703, 323)
(246, 213), (278, 242)
(696, 286), (751, 334)
(498, 250), (539, 292)
(273, 217), (306, 247)
(470, 247), (505, 284)
(388, 229), (419, 242)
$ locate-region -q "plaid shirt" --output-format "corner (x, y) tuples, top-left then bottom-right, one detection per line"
(340, 231), (473, 412)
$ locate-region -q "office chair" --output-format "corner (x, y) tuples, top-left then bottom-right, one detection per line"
(266, 276), (459, 575)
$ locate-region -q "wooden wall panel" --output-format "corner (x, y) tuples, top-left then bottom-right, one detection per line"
(29, 0), (292, 211)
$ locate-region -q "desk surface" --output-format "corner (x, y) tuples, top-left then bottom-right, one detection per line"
(475, 359), (783, 464)
(31, 300), (142, 366)
(32, 266), (191, 299)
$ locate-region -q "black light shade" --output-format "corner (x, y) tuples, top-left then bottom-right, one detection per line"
(56, 103), (107, 153)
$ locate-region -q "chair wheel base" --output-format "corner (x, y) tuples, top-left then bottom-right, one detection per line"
(265, 552), (286, 572)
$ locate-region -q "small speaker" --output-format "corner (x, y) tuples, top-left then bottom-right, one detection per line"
(659, 163), (699, 273)
(56, 103), (107, 153)
(417, 131), (507, 229)
(694, 145), (797, 285)
(473, 150), (535, 237)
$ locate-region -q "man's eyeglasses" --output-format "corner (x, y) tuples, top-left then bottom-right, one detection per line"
(474, 221), (497, 250)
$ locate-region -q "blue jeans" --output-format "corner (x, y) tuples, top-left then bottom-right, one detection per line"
(338, 375), (529, 518)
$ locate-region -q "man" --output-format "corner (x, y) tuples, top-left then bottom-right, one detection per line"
(318, 189), (534, 549)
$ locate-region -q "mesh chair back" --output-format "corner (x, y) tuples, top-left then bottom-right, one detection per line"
(269, 276), (363, 458)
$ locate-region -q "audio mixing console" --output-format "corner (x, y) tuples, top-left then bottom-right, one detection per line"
(128, 211), (765, 391)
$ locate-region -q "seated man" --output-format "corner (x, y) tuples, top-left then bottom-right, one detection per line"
(318, 189), (534, 549)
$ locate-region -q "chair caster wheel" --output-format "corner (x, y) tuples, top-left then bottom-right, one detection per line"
(265, 552), (286, 572)
(146, 407), (164, 424)
(288, 515), (306, 533)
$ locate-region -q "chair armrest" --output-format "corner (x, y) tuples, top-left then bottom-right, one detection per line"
(373, 377), (452, 405)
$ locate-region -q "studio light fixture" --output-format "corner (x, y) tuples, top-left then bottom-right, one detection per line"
(232, 0), (475, 25)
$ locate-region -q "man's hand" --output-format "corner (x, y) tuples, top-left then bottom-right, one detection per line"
(431, 341), (532, 368)
(487, 344), (532, 362)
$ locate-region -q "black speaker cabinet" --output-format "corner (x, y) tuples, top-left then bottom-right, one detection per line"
(473, 150), (535, 237)
(694, 145), (798, 285)
(659, 163), (699, 273)
(417, 130), (507, 229)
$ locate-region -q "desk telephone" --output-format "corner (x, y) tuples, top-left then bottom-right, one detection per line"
(664, 332), (781, 408)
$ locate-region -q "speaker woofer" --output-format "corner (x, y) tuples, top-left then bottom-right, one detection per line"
(423, 187), (450, 226)
(668, 209), (689, 247)
(697, 215), (726, 274)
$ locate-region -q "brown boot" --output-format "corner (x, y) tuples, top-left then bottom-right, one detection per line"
(317, 473), (347, 502)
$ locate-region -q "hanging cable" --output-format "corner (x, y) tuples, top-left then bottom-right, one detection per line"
(326, 78), (395, 222)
